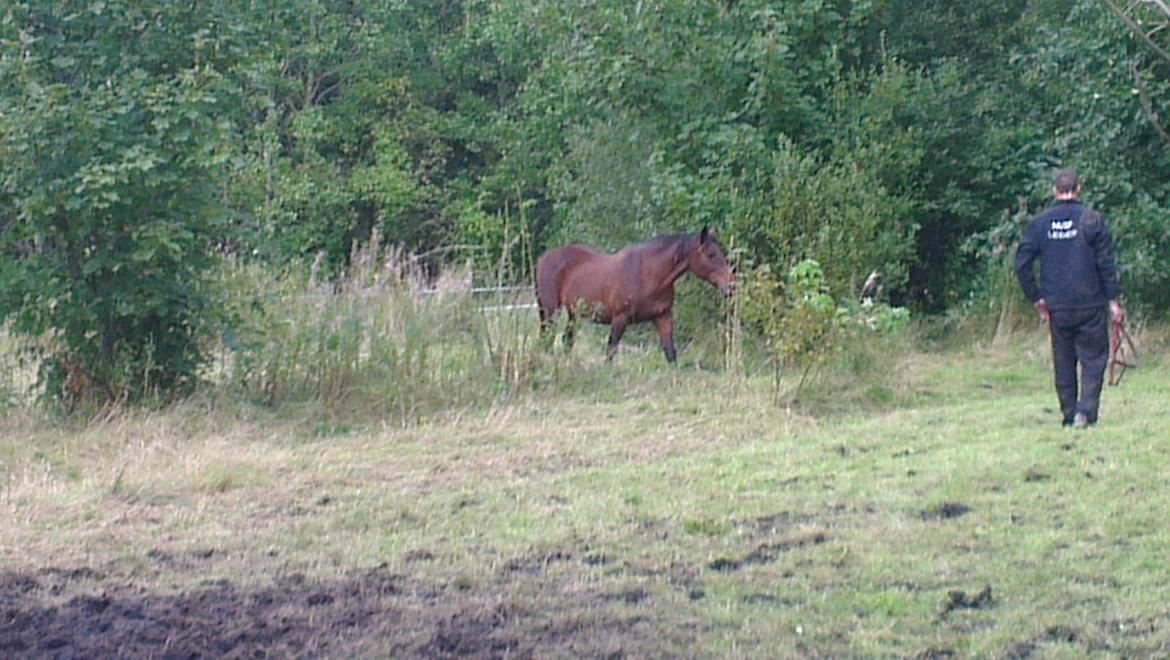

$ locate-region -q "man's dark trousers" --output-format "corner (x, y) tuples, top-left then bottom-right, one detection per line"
(1049, 306), (1109, 424)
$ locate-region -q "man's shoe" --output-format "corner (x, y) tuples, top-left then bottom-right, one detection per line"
(1072, 413), (1090, 429)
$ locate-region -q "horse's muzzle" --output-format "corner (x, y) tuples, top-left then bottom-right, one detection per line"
(719, 283), (735, 297)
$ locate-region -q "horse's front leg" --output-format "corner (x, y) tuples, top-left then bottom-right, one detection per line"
(606, 315), (629, 361)
(654, 314), (676, 363)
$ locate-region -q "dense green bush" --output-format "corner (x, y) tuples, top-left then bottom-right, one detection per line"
(727, 138), (917, 302)
(0, 2), (230, 403)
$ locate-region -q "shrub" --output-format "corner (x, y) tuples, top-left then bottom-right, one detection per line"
(0, 5), (229, 405)
(740, 258), (911, 400)
(222, 233), (540, 420)
(727, 137), (918, 302)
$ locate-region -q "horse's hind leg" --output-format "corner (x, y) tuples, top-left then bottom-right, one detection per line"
(606, 316), (629, 361)
(538, 301), (557, 349)
(535, 275), (562, 345)
(562, 309), (577, 353)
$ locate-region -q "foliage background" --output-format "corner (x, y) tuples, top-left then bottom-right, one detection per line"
(2, 0), (1168, 400)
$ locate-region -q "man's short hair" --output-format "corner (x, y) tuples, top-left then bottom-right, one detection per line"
(1054, 169), (1081, 193)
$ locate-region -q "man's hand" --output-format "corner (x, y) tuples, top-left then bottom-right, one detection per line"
(1034, 298), (1050, 323)
(1109, 299), (1125, 323)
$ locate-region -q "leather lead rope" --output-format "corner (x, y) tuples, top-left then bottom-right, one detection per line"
(1108, 317), (1138, 386)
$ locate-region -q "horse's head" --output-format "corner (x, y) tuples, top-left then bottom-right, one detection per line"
(690, 227), (735, 297)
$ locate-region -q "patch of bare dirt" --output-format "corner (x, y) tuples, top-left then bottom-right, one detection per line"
(939, 585), (993, 618)
(0, 557), (697, 658)
(920, 502), (972, 521)
(707, 531), (829, 572)
(0, 565), (407, 658)
(1005, 624), (1084, 658)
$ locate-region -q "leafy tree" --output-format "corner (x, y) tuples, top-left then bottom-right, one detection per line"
(1000, 0), (1170, 311)
(490, 0), (881, 254)
(1101, 0), (1170, 147)
(727, 136), (917, 301)
(222, 2), (431, 268)
(0, 1), (231, 402)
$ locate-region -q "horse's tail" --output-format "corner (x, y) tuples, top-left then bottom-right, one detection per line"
(535, 250), (563, 328)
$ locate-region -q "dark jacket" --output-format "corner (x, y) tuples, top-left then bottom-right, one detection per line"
(1014, 199), (1121, 311)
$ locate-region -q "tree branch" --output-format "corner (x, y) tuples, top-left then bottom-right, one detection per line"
(1102, 0), (1170, 65)
(1130, 60), (1170, 144)
(1143, 0), (1170, 20)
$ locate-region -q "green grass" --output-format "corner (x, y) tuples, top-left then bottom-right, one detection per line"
(1, 327), (1168, 656)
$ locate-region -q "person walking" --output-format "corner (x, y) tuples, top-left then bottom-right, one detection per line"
(1015, 169), (1124, 429)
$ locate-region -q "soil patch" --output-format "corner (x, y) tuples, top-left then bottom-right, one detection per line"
(0, 560), (693, 657)
(921, 502), (972, 521)
(939, 585), (993, 617)
(708, 531), (829, 572)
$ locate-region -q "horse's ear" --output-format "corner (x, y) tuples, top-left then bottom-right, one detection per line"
(700, 226), (710, 243)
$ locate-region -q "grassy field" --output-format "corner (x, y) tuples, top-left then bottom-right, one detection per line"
(1, 324), (1168, 657)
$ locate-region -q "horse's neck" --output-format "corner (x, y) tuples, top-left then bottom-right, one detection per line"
(658, 238), (695, 288)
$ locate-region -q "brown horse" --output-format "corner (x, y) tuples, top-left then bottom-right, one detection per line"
(535, 228), (734, 362)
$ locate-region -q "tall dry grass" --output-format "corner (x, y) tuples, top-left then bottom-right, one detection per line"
(0, 326), (37, 411)
(220, 233), (543, 422)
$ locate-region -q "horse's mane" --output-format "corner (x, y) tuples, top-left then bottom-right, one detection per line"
(641, 233), (696, 266)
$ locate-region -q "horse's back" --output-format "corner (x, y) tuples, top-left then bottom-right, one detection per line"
(536, 244), (605, 288)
